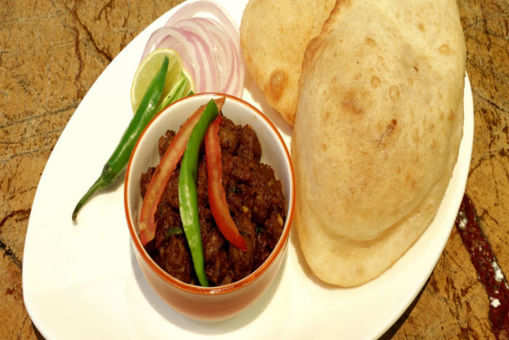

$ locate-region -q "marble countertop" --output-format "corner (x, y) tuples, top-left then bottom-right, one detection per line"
(1, 0), (508, 339)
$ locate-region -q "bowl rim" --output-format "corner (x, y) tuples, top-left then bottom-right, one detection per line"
(124, 92), (295, 296)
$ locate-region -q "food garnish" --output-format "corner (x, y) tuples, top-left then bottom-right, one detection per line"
(166, 227), (184, 236)
(138, 98), (225, 246)
(72, 57), (170, 222)
(74, 0), (245, 222)
(205, 115), (247, 251)
(130, 48), (193, 114)
(140, 102), (286, 286)
(140, 0), (244, 97)
(178, 99), (221, 287)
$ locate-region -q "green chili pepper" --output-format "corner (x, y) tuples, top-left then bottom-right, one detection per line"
(166, 227), (184, 238)
(72, 57), (169, 222)
(178, 99), (219, 287)
(155, 72), (193, 113)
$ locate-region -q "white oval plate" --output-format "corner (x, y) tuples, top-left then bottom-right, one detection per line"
(22, 1), (474, 339)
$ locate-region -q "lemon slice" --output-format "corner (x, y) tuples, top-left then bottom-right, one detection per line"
(130, 49), (194, 113)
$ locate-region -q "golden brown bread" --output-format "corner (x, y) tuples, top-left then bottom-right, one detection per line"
(240, 0), (336, 125)
(292, 0), (466, 286)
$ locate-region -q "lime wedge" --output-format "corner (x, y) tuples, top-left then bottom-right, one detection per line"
(131, 49), (194, 113)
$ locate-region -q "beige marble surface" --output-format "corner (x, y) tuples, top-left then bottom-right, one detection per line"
(1, 0), (509, 339)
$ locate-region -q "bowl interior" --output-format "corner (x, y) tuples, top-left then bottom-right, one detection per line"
(125, 93), (294, 288)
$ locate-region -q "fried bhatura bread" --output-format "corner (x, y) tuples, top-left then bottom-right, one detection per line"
(240, 0), (335, 125)
(292, 0), (466, 286)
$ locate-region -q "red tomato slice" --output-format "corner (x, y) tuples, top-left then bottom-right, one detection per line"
(139, 97), (225, 246)
(205, 115), (247, 251)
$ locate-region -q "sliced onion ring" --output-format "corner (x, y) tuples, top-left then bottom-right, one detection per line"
(164, 0), (239, 45)
(172, 21), (216, 91)
(141, 26), (200, 89)
(139, 0), (244, 97)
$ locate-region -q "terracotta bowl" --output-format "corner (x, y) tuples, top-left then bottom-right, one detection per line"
(124, 93), (295, 321)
